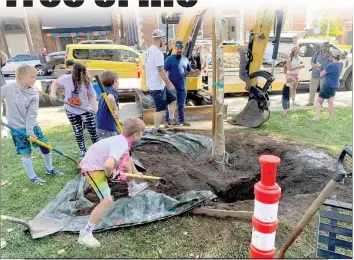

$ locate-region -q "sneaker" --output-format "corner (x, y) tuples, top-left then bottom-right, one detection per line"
(180, 121), (191, 126)
(152, 128), (168, 136)
(306, 103), (313, 106)
(128, 182), (148, 197)
(164, 119), (177, 128)
(46, 168), (64, 176)
(78, 232), (101, 248)
(30, 176), (46, 185)
(79, 151), (86, 160)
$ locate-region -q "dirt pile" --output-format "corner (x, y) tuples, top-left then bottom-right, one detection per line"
(76, 132), (352, 216)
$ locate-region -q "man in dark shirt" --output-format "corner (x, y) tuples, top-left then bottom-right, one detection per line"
(164, 41), (200, 127)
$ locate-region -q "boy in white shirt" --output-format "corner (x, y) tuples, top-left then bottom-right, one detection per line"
(78, 117), (147, 248)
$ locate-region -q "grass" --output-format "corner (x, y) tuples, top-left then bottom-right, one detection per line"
(1, 107), (352, 258)
(228, 107), (352, 154)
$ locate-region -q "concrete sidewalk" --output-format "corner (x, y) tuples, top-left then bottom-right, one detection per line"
(15, 91), (353, 131)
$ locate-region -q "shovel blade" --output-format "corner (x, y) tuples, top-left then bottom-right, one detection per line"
(28, 217), (64, 239)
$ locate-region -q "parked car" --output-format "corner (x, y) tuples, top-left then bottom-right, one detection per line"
(78, 40), (114, 44)
(1, 53), (47, 77)
(43, 51), (65, 75)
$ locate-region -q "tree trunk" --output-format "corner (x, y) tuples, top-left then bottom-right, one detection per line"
(212, 10), (225, 163)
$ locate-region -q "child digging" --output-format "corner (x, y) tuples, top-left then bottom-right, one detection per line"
(0, 64), (63, 185)
(282, 76), (296, 117)
(96, 70), (120, 139)
(50, 62), (99, 160)
(78, 117), (148, 247)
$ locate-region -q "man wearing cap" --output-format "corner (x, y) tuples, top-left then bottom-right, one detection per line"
(164, 40), (200, 127)
(143, 29), (177, 136)
(307, 41), (332, 106)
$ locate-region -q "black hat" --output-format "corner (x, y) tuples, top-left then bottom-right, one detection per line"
(66, 59), (75, 67)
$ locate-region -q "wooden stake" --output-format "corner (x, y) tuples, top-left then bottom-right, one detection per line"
(212, 10), (225, 163)
(212, 13), (216, 139)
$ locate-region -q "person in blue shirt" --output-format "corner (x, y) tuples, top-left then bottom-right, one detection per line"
(314, 49), (344, 120)
(307, 41), (332, 106)
(164, 41), (200, 127)
(96, 70), (120, 139)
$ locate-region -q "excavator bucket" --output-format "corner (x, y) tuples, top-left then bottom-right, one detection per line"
(228, 70), (274, 128)
(227, 86), (270, 127)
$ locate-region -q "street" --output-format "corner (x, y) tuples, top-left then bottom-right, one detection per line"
(21, 90), (352, 130)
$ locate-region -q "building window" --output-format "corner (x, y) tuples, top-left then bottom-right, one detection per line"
(2, 20), (25, 32)
(157, 13), (175, 40)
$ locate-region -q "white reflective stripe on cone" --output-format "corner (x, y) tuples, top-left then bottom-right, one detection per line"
(251, 229), (276, 252)
(254, 200), (279, 223)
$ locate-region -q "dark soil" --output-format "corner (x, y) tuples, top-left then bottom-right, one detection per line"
(75, 132), (352, 218)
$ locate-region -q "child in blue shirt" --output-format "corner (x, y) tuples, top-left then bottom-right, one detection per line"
(314, 49), (344, 120)
(96, 71), (120, 139)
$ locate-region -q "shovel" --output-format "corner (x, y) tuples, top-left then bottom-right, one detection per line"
(110, 172), (167, 185)
(1, 121), (79, 168)
(94, 75), (146, 173)
(276, 146), (352, 258)
(0, 215), (64, 239)
(40, 91), (97, 115)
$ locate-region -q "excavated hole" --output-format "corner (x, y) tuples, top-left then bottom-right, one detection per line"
(76, 132), (351, 216)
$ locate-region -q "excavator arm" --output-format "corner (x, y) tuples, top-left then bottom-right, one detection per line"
(228, 8), (285, 127)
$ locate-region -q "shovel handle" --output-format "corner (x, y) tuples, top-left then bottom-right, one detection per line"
(123, 173), (165, 182)
(40, 92), (96, 115)
(94, 75), (123, 133)
(0, 215), (30, 229)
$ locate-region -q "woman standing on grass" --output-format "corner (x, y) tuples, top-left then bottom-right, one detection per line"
(50, 62), (99, 159)
(286, 46), (305, 106)
(314, 49), (343, 120)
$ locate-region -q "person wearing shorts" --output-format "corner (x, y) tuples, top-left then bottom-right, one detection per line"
(314, 49), (344, 120)
(78, 117), (147, 248)
(286, 46), (305, 106)
(142, 29), (177, 136)
(1, 64), (63, 185)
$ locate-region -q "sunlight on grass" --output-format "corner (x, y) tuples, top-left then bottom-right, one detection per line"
(0, 107), (351, 258)
(228, 107), (352, 154)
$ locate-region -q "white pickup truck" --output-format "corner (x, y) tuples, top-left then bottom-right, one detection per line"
(207, 39), (353, 93)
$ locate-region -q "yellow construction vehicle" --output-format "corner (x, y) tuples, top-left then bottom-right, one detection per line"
(136, 8), (285, 127)
(136, 10), (212, 108)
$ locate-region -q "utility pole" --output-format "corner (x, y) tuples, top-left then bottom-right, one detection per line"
(212, 10), (225, 163)
(23, 8), (34, 53)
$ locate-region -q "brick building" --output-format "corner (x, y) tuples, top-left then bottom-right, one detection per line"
(0, 7), (310, 57)
(122, 7), (308, 50)
(0, 8), (123, 57)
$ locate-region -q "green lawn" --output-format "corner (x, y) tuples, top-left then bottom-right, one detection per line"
(229, 107), (352, 154)
(0, 107), (352, 258)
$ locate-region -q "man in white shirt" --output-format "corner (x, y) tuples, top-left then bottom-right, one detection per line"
(143, 29), (177, 136)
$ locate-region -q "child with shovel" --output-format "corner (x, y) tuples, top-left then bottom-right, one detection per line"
(50, 62), (99, 160)
(95, 70), (120, 139)
(78, 117), (148, 248)
(0, 64), (64, 185)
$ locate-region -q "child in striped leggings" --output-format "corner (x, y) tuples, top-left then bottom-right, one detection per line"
(50, 62), (99, 159)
